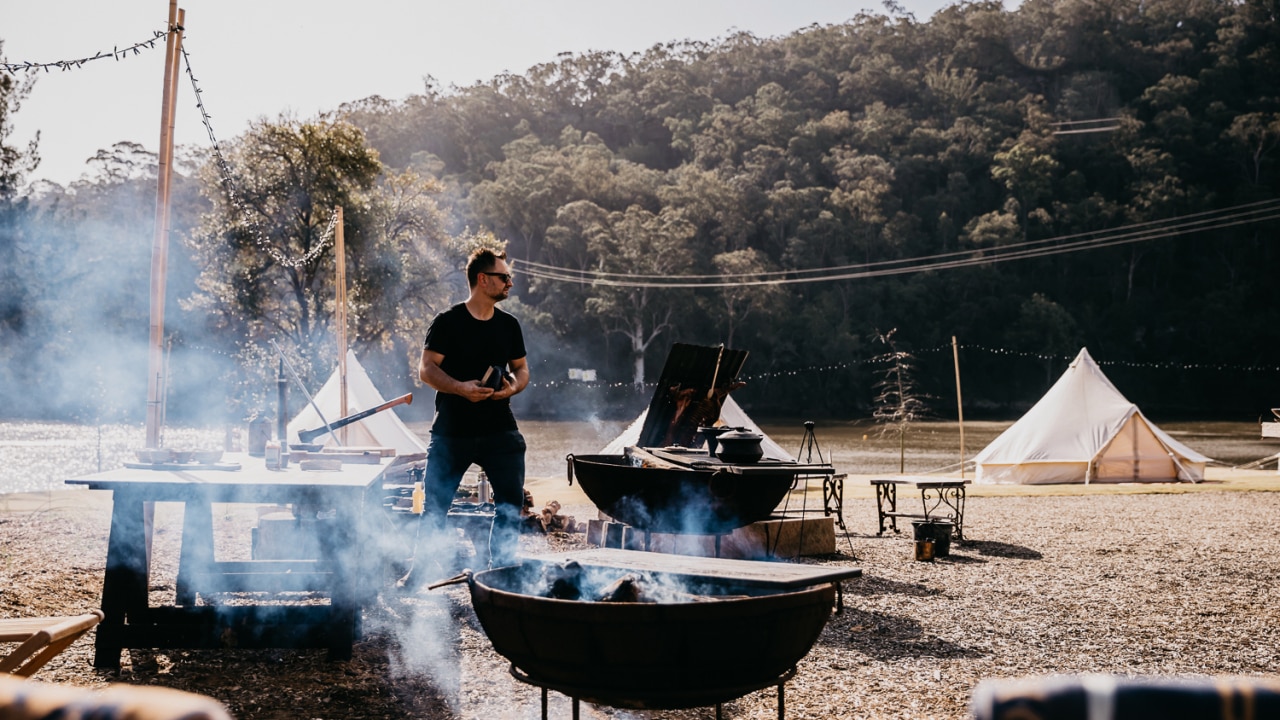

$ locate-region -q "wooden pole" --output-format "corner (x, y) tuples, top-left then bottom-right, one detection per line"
(952, 336), (966, 479)
(144, 1), (184, 449)
(334, 206), (348, 443)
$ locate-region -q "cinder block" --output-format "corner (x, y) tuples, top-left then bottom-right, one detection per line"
(647, 533), (718, 557)
(621, 526), (648, 551)
(253, 512), (325, 560)
(603, 521), (625, 548)
(585, 518), (606, 546)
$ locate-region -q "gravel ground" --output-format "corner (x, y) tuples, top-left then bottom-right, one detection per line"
(4, 478), (1280, 719)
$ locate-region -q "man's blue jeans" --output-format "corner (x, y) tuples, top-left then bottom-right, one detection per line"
(417, 429), (526, 569)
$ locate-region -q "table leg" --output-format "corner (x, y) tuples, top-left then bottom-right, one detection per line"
(919, 486), (966, 541)
(823, 475), (846, 530)
(176, 496), (215, 606)
(947, 486), (966, 541)
(96, 494), (150, 669)
(874, 483), (898, 535)
(324, 503), (368, 660)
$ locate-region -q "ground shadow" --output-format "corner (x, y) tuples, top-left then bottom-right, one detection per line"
(820, 607), (983, 661)
(933, 552), (986, 564)
(108, 591), (466, 719)
(844, 574), (941, 598)
(962, 539), (1043, 560)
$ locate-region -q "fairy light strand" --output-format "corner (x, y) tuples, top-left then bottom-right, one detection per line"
(1, 30), (168, 74)
(0, 25), (336, 267)
(524, 342), (1278, 390)
(179, 41), (336, 268)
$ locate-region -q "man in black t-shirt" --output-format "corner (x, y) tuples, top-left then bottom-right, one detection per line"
(407, 247), (528, 583)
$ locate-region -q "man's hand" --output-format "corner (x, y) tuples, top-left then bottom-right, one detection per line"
(460, 380), (497, 403)
(490, 375), (517, 401)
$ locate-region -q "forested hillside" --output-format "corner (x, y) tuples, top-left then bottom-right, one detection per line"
(2, 0), (1277, 423)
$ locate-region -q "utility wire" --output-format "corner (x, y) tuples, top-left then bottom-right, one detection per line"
(522, 199), (1280, 281)
(520, 200), (1280, 288)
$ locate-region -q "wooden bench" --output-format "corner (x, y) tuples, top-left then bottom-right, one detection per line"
(0, 610), (104, 677)
(870, 477), (967, 541)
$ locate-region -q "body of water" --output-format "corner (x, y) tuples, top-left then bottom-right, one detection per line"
(1, 418), (1275, 496)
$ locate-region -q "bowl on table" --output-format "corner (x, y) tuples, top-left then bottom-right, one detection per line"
(134, 448), (174, 465)
(192, 449), (224, 465)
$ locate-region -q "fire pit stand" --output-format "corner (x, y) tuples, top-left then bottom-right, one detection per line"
(512, 664), (797, 720)
(467, 551), (861, 720)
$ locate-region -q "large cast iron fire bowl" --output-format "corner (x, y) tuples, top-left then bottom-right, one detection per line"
(467, 565), (836, 710)
(568, 453), (797, 534)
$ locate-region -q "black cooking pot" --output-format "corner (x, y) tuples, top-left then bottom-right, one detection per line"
(714, 429), (764, 464)
(696, 425), (732, 455)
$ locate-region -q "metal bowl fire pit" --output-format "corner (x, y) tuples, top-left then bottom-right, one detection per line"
(467, 558), (841, 711)
(568, 453), (800, 534)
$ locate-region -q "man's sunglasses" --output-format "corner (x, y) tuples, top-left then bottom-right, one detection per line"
(481, 271), (514, 283)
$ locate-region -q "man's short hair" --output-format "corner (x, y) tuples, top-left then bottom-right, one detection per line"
(466, 248), (508, 288)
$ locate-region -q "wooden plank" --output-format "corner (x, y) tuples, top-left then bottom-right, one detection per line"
(871, 476), (968, 488)
(522, 548), (861, 588)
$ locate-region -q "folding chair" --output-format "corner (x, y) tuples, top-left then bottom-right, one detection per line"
(0, 610), (104, 677)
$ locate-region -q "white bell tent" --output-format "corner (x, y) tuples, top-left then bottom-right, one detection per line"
(286, 350), (427, 456)
(973, 348), (1210, 484)
(601, 395), (794, 461)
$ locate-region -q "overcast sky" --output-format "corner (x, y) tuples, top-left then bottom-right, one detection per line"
(3, 0), (966, 187)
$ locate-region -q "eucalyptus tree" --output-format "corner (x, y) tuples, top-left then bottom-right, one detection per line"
(470, 127), (662, 267)
(583, 205), (696, 387)
(185, 115), (452, 418)
(704, 248), (786, 348)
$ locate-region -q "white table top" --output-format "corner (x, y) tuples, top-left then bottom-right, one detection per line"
(66, 453), (389, 491)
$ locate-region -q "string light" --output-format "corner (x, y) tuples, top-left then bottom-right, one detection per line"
(1, 25), (336, 267)
(1, 30), (168, 74)
(179, 42), (337, 268)
(520, 342), (1280, 389)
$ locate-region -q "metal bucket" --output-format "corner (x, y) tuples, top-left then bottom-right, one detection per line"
(912, 520), (953, 557)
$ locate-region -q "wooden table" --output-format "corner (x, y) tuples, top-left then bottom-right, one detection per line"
(66, 455), (389, 669)
(870, 477), (967, 541)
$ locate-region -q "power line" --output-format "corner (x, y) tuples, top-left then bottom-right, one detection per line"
(523, 199), (1280, 281)
(520, 200), (1280, 288)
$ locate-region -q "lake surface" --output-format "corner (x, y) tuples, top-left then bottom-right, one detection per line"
(1, 418), (1275, 496)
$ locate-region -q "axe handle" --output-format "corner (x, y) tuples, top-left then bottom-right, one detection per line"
(298, 393), (413, 444)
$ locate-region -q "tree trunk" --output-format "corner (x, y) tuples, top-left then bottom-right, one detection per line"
(631, 318), (645, 388)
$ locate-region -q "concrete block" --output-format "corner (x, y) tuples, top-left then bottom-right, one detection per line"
(646, 533), (719, 557)
(585, 518), (606, 546)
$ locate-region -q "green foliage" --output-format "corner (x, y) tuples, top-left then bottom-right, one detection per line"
(183, 115), (453, 421)
(6, 1), (1280, 422)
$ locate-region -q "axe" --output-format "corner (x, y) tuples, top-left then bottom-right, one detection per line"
(297, 393), (413, 444)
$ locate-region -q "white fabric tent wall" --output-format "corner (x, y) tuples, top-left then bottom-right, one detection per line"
(600, 396), (793, 461)
(286, 350), (427, 456)
(974, 348), (1209, 484)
